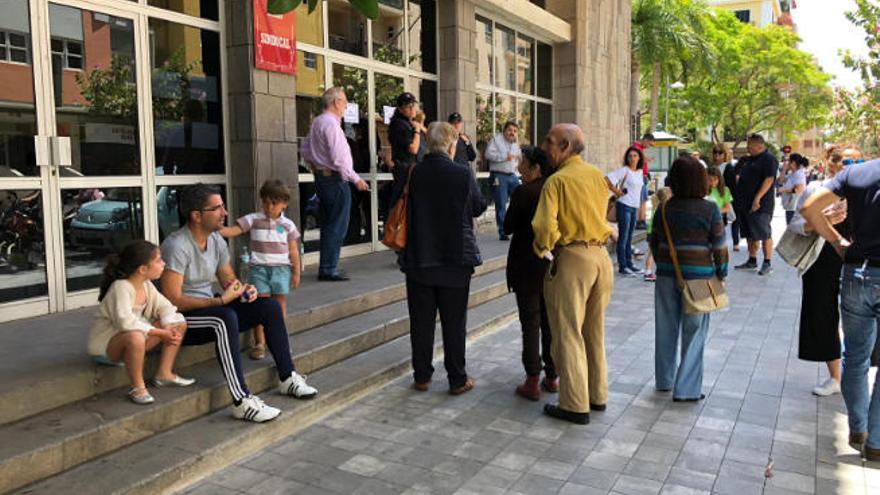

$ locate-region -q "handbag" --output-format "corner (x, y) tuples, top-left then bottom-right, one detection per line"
(606, 172), (628, 223)
(776, 228), (823, 273)
(661, 201), (729, 315)
(382, 164), (416, 250)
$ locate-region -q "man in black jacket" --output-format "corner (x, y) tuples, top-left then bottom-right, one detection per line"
(388, 92), (424, 207)
(448, 112), (476, 167)
(400, 122), (488, 396)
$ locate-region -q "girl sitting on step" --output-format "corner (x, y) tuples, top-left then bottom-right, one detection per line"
(88, 240), (195, 405)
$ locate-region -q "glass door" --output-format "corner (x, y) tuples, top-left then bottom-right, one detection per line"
(0, 0), (55, 321)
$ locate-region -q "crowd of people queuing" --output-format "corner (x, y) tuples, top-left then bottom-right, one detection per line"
(86, 86), (880, 462)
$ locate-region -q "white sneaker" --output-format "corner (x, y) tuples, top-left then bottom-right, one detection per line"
(231, 395), (281, 422)
(279, 372), (318, 399)
(812, 378), (840, 397)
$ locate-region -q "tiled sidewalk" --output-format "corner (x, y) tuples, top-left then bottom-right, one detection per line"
(183, 240), (879, 495)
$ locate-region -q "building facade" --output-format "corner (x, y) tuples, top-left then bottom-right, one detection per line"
(0, 0), (630, 323)
(707, 0), (782, 27)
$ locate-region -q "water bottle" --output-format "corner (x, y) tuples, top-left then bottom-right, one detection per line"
(239, 246), (250, 302)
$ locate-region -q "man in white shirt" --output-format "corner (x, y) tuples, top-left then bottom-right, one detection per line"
(485, 121), (522, 240)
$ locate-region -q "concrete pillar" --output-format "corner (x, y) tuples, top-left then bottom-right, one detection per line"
(546, 0), (631, 171)
(438, 0), (478, 140)
(224, 0), (300, 224)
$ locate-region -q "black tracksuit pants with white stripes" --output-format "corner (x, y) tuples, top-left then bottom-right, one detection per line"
(182, 297), (295, 402)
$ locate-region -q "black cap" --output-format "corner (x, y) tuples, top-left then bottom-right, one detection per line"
(448, 112), (462, 124)
(396, 92), (418, 107)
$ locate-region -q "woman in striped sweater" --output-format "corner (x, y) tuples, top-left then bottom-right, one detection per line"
(650, 157), (728, 402)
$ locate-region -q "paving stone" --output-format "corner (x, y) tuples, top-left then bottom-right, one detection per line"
(509, 473), (565, 495)
(338, 454), (388, 477)
(611, 474), (664, 495)
(568, 464), (621, 491)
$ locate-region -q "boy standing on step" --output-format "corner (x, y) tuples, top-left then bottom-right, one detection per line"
(160, 183), (317, 423)
(220, 179), (302, 360)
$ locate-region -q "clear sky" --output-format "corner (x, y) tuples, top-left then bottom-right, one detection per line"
(792, 0), (869, 89)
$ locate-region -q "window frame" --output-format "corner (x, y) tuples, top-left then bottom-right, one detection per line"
(0, 29), (31, 65)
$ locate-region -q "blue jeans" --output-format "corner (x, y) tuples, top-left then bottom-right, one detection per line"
(490, 172), (520, 236)
(616, 202), (637, 271)
(315, 174), (351, 277)
(840, 264), (880, 447)
(654, 275), (711, 399)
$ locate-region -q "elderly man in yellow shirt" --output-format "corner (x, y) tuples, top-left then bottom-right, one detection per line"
(532, 123), (615, 425)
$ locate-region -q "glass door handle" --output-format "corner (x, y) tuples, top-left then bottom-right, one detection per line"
(34, 136), (52, 167)
(52, 137), (72, 167)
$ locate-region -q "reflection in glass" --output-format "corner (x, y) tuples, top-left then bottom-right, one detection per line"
(296, 50), (325, 173)
(475, 91), (492, 171)
(148, 0), (218, 21)
(156, 184), (225, 243)
(537, 42), (552, 99)
(496, 93), (514, 132)
(407, 0), (436, 73)
(475, 16), (492, 86)
(516, 34), (534, 95)
(328, 0), (367, 57)
(414, 78), (437, 124)
(64, 187), (144, 292)
(536, 102), (552, 145)
(373, 72), (403, 173)
(0, 189), (47, 302)
(295, 1), (323, 46)
(373, 0), (405, 66)
(0, 0), (38, 177)
(516, 98), (533, 145)
(150, 18), (224, 175)
(495, 24), (515, 91)
(50, 5), (140, 176)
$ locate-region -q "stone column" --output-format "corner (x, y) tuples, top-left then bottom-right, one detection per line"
(225, 0), (300, 224)
(546, 0), (631, 171)
(438, 0), (478, 141)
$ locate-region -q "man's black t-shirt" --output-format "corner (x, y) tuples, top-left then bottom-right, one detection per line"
(826, 160), (880, 263)
(734, 150), (777, 214)
(388, 111), (417, 168)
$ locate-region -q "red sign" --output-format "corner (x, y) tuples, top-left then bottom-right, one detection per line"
(782, 145), (792, 154)
(253, 0), (296, 75)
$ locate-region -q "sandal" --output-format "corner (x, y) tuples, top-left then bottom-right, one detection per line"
(249, 344), (265, 360)
(128, 387), (155, 405)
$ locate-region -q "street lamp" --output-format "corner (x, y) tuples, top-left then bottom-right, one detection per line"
(664, 77), (685, 131)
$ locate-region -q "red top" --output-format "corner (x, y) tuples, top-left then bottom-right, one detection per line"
(632, 141), (649, 176)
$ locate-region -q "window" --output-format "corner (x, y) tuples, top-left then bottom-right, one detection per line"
(0, 31), (29, 64)
(407, 0), (436, 73)
(51, 38), (83, 70)
(304, 51), (318, 70)
(734, 10), (750, 23)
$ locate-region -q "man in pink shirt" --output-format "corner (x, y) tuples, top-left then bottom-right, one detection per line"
(300, 87), (369, 281)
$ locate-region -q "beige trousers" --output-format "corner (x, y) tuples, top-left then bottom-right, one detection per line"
(544, 244), (614, 413)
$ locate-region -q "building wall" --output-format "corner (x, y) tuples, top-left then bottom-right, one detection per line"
(708, 0), (780, 27)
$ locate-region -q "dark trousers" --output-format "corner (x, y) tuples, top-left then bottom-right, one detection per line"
(515, 291), (556, 377)
(183, 298), (295, 402)
(615, 202), (637, 271)
(406, 276), (470, 389)
(315, 174), (352, 277)
(731, 208), (743, 246)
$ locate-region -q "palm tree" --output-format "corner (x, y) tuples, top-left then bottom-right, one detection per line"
(631, 0), (712, 133)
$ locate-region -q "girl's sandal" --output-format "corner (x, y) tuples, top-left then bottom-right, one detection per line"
(128, 387), (155, 405)
(249, 343), (266, 360)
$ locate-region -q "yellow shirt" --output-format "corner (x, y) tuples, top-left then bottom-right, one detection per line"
(532, 154), (612, 258)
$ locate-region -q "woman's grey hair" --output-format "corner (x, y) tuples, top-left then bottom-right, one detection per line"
(427, 122), (459, 156)
(322, 87), (346, 108)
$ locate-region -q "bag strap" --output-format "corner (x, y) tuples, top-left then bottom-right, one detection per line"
(401, 164), (417, 199)
(661, 201), (686, 289)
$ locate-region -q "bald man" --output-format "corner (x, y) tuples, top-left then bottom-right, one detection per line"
(532, 124), (615, 425)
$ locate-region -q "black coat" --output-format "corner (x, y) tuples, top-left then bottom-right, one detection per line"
(400, 152), (488, 273)
(453, 136), (477, 167)
(503, 178), (549, 294)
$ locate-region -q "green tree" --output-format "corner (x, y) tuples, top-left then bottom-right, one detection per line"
(631, 0), (712, 134)
(833, 0), (880, 151)
(673, 9), (831, 149)
(268, 0), (379, 19)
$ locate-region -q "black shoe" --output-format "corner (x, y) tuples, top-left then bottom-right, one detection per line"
(758, 263), (773, 276)
(499, 234), (510, 241)
(318, 272), (350, 282)
(635, 221), (647, 230)
(589, 403), (606, 411)
(544, 403), (589, 424)
(734, 260), (757, 270)
(672, 394), (705, 402)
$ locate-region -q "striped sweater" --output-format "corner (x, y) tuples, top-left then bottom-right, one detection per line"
(649, 198), (728, 280)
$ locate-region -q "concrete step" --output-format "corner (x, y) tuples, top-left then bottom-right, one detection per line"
(16, 295), (518, 495)
(0, 254), (505, 426)
(0, 270), (511, 494)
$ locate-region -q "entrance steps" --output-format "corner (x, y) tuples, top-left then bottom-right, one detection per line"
(0, 237), (515, 494)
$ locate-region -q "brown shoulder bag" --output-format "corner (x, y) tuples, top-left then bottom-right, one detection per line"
(382, 165), (416, 250)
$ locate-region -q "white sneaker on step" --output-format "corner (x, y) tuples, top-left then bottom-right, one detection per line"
(231, 395), (281, 422)
(279, 372), (318, 399)
(812, 378), (840, 397)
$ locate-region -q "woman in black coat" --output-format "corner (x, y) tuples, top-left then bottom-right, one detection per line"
(503, 146), (557, 400)
(400, 122), (488, 395)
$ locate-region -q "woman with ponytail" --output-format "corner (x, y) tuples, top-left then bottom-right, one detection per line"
(88, 240), (193, 404)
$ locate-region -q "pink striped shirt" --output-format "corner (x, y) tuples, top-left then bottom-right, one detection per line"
(236, 212), (300, 266)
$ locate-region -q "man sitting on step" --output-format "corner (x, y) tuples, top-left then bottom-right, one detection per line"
(160, 183), (317, 423)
